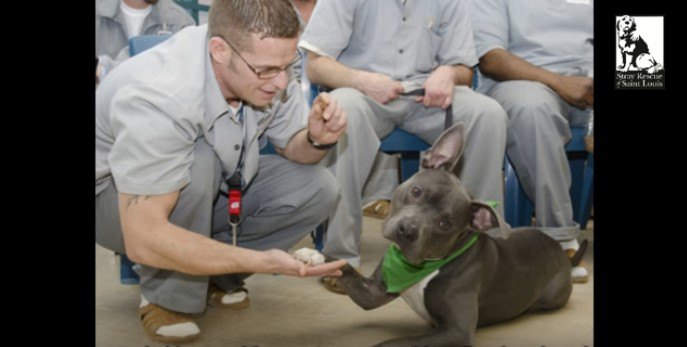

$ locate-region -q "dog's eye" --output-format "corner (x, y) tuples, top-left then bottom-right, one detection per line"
(411, 187), (422, 197)
(439, 220), (452, 230)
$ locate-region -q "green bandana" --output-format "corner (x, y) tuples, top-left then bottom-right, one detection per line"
(484, 200), (499, 209)
(382, 233), (480, 293)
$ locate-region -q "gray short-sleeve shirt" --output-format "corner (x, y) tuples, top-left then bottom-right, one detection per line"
(299, 0), (478, 83)
(470, 0), (593, 92)
(96, 25), (307, 196)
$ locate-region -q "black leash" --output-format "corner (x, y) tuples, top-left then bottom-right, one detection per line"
(399, 88), (453, 130)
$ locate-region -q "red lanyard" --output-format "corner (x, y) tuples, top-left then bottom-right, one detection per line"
(227, 105), (244, 246)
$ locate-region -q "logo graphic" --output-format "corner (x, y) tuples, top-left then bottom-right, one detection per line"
(615, 15), (664, 89)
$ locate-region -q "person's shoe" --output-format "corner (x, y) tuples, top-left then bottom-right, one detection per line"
(207, 283), (250, 309)
(363, 200), (391, 220)
(139, 298), (200, 344)
(321, 267), (361, 295)
(565, 249), (590, 284)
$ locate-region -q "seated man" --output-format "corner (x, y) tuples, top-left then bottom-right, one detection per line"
(95, 0), (347, 343)
(300, 0), (508, 294)
(470, 0), (593, 282)
(96, 0), (195, 82)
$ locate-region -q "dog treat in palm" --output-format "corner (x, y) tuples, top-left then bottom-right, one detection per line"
(313, 94), (331, 122)
(313, 93), (330, 110)
(293, 247), (325, 266)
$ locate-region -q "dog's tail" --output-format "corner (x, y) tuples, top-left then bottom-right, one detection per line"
(569, 239), (588, 267)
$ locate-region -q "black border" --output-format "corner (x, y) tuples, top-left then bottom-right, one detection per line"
(598, 1), (678, 346)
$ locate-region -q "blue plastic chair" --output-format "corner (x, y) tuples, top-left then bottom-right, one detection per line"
(128, 34), (172, 57)
(119, 255), (140, 285)
(116, 34), (174, 285)
(504, 126), (594, 229)
(379, 129), (431, 182)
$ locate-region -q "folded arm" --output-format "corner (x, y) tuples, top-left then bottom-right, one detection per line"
(479, 48), (593, 109)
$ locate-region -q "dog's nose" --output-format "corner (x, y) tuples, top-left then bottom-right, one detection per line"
(397, 221), (418, 243)
(625, 21), (630, 25)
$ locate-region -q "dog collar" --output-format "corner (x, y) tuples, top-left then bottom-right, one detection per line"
(382, 233), (480, 293)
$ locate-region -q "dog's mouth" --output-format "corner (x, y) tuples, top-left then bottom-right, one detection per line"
(389, 241), (423, 265)
(391, 241), (445, 265)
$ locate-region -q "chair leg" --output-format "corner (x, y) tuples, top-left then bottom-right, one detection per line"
(578, 153), (594, 229)
(119, 253), (140, 285)
(312, 220), (327, 252)
(568, 151), (595, 229)
(568, 152), (586, 225)
(399, 152), (421, 182)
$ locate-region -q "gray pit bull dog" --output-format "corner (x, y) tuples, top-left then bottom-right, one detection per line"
(331, 123), (587, 347)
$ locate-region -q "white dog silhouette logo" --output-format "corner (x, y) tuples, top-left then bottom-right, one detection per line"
(617, 15), (664, 73)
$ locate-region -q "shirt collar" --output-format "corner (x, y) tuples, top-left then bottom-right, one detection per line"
(96, 0), (119, 18)
(203, 35), (237, 128)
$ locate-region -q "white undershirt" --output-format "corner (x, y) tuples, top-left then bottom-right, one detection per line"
(119, 1), (153, 38)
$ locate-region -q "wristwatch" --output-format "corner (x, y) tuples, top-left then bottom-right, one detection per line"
(307, 131), (338, 150)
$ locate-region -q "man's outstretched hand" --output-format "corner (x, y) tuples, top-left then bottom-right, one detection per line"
(265, 249), (347, 277)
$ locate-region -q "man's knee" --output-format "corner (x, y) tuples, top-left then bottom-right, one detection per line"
(330, 87), (375, 129)
(330, 87), (365, 107)
(293, 166), (339, 225)
(95, 187), (126, 253)
(476, 96), (508, 129)
(331, 88), (394, 139)
(308, 166), (339, 211)
(456, 92), (508, 135)
(179, 141), (222, 205)
(489, 81), (564, 127)
(508, 98), (563, 128)
(95, 222), (126, 254)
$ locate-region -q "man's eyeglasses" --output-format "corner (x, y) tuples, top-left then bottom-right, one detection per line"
(216, 35), (298, 80)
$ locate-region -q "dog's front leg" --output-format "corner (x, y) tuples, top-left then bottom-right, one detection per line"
(624, 43), (638, 71)
(337, 261), (399, 310)
(622, 54), (632, 71)
(618, 50), (627, 70)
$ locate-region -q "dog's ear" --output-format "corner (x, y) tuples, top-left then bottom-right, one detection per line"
(470, 201), (510, 238)
(421, 122), (465, 171)
(470, 201), (499, 230)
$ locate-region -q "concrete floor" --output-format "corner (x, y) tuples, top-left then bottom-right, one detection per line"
(96, 218), (594, 347)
